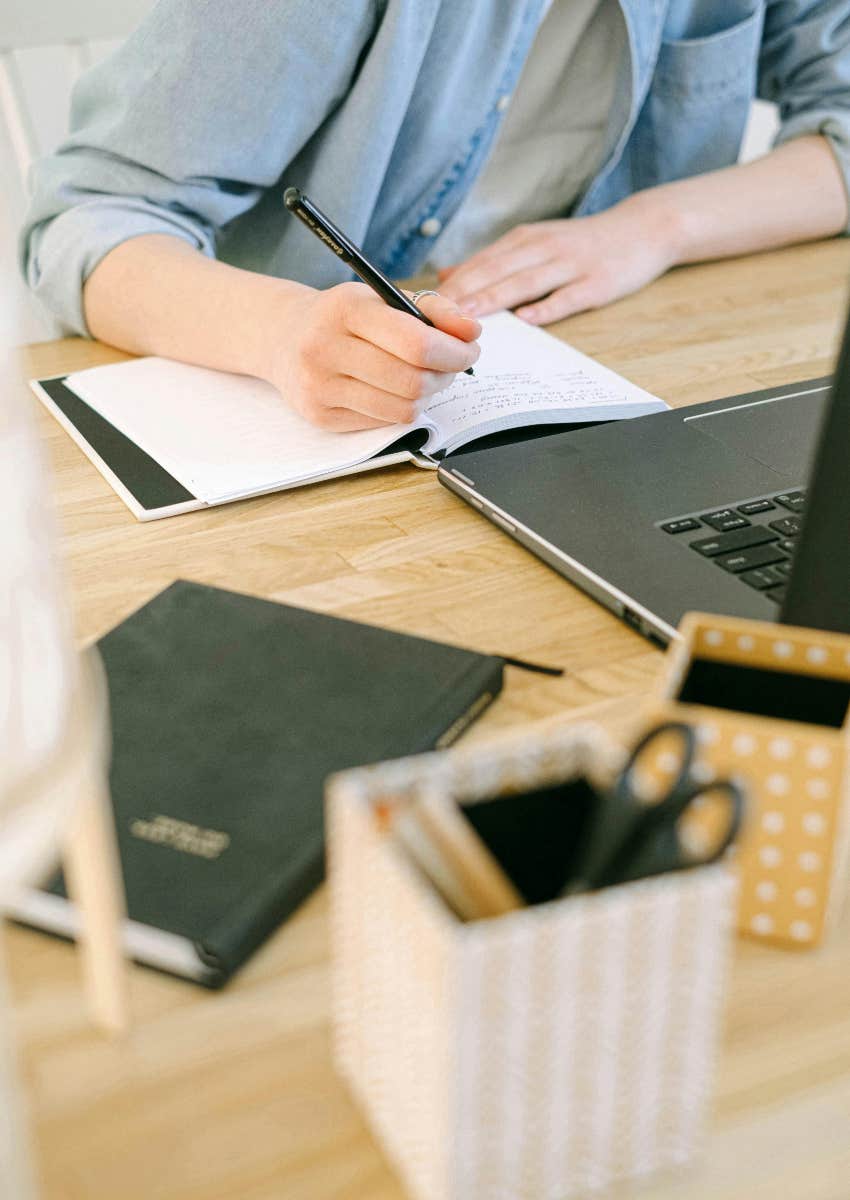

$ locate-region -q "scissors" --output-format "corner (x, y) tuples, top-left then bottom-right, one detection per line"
(562, 721), (744, 895)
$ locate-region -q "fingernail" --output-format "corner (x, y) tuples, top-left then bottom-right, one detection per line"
(460, 298), (478, 315)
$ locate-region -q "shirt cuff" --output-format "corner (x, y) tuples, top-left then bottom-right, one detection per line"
(773, 111), (850, 235)
(22, 198), (216, 336)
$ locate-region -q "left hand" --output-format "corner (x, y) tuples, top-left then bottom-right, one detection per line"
(437, 195), (679, 325)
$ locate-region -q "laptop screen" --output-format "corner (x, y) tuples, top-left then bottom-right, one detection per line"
(781, 293), (850, 634)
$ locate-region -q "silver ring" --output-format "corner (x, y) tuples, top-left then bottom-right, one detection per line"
(411, 288), (440, 305)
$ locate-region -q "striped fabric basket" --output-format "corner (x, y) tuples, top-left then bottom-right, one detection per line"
(327, 723), (736, 1200)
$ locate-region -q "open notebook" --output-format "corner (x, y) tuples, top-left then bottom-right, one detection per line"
(32, 311), (667, 521)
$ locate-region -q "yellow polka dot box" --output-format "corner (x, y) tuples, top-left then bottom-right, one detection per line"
(652, 612), (850, 949)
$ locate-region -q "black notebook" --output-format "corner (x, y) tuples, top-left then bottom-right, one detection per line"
(10, 581), (504, 986)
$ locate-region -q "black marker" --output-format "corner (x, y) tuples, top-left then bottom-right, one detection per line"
(283, 187), (474, 375)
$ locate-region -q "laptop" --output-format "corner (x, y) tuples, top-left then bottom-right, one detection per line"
(438, 300), (850, 644)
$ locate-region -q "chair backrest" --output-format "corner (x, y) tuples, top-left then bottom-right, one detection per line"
(0, 1), (155, 343)
(0, 0), (154, 180)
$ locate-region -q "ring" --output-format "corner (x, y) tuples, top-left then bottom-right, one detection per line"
(411, 288), (440, 305)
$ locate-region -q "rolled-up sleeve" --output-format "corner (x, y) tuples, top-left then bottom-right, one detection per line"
(20, 0), (377, 334)
(758, 0), (850, 231)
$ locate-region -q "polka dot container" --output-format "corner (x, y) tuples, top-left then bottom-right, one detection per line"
(652, 613), (850, 949)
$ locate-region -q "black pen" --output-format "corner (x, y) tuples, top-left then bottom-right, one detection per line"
(283, 186), (474, 375)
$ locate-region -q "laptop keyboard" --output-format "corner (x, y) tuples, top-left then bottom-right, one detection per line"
(658, 490), (806, 606)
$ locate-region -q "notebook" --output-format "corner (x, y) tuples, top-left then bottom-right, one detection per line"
(7, 580), (506, 987)
(31, 311), (667, 521)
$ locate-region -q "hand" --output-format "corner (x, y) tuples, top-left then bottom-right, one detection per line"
(437, 195), (679, 325)
(266, 283), (481, 431)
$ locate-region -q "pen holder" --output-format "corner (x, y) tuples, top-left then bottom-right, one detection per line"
(652, 612), (850, 948)
(327, 723), (736, 1200)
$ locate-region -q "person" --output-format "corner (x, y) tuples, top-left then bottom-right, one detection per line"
(21, 2), (850, 433)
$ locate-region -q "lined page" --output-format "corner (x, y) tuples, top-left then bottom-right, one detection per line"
(65, 312), (666, 502)
(64, 358), (409, 501)
(421, 311), (667, 453)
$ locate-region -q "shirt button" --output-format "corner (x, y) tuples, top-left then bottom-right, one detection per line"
(496, 93), (511, 112)
(419, 217), (442, 237)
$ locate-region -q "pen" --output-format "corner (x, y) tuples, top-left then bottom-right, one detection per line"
(283, 186), (474, 375)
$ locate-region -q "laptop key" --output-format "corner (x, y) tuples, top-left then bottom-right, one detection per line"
(774, 561), (793, 578)
(690, 526), (779, 557)
(701, 509), (751, 532)
(769, 515), (802, 537)
(661, 517), (701, 534)
(716, 545), (787, 573)
(778, 538), (797, 554)
(765, 585), (788, 605)
(740, 565), (787, 590)
(738, 499), (776, 515)
(774, 491), (806, 513)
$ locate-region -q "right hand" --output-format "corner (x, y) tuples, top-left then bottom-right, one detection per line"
(266, 282), (481, 431)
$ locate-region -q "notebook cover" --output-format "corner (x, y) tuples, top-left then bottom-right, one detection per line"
(32, 376), (434, 522)
(44, 581), (504, 985)
(35, 376), (199, 518)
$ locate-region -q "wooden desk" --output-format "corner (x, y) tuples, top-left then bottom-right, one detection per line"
(7, 242), (850, 1200)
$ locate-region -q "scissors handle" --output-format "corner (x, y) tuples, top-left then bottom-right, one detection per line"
(602, 777), (745, 888)
(619, 720), (697, 801)
(562, 721), (698, 893)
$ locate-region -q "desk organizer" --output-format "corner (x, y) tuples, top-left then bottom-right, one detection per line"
(327, 724), (735, 1200)
(652, 612), (850, 949)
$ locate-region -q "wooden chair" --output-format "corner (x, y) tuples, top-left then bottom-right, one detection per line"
(0, 0), (154, 181)
(0, 1), (154, 342)
(0, 363), (131, 1200)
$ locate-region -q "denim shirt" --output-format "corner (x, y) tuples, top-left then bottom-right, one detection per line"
(21, 0), (850, 335)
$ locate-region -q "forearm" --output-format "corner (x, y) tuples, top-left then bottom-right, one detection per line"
(83, 235), (308, 380)
(631, 135), (849, 266)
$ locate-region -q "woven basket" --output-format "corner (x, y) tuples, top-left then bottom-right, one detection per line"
(327, 723), (735, 1200)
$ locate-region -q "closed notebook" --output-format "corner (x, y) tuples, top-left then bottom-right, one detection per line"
(9, 580), (504, 986)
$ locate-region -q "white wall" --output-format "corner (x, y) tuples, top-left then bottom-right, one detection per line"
(740, 99), (781, 164)
(0, 54), (781, 352)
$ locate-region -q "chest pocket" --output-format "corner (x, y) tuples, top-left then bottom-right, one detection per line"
(661, 0), (761, 42)
(654, 5), (764, 103)
(623, 5), (765, 191)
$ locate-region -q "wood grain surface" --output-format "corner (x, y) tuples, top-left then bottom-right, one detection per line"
(5, 240), (850, 1200)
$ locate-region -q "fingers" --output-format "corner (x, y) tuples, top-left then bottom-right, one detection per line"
(412, 292), (482, 343)
(322, 377), (430, 428)
(328, 335), (454, 410)
(285, 282), (481, 431)
(311, 407), (392, 432)
(515, 278), (606, 325)
(438, 229), (548, 310)
(449, 260), (581, 318)
(444, 223), (537, 276)
(343, 289), (480, 373)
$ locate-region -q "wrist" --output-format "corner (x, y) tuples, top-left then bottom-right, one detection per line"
(618, 186), (690, 270)
(248, 277), (315, 383)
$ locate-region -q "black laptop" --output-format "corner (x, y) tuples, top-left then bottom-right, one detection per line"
(438, 300), (850, 643)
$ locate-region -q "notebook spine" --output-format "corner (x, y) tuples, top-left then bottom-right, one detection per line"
(418, 656), (505, 752)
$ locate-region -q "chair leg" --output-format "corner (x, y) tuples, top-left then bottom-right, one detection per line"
(0, 935), (38, 1199)
(63, 748), (129, 1036)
